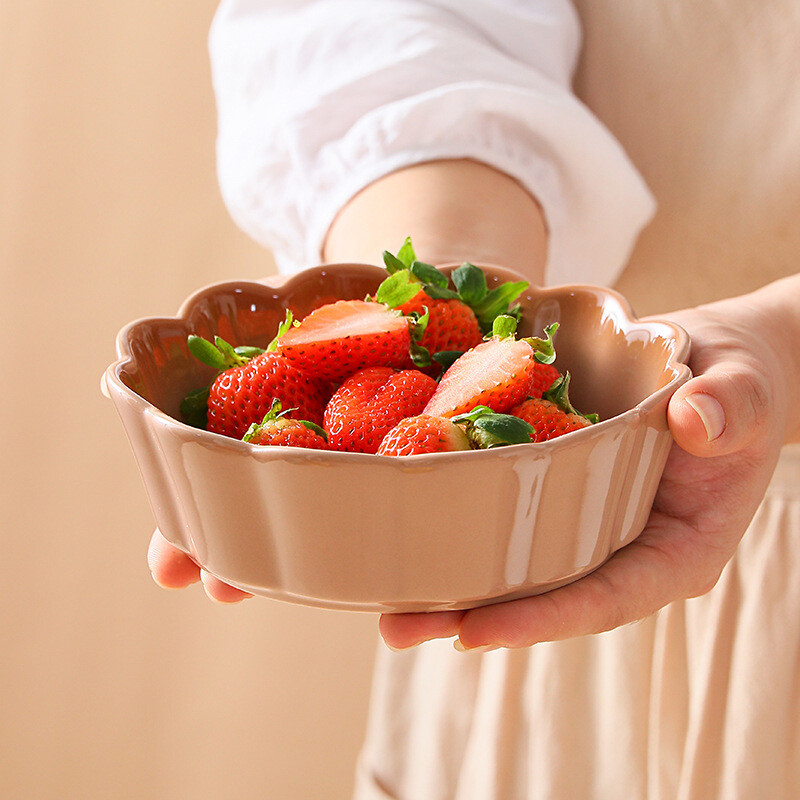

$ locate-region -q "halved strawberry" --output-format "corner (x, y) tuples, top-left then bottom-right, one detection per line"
(509, 373), (598, 441)
(243, 400), (329, 450)
(276, 299), (413, 381)
(376, 415), (471, 456)
(324, 367), (438, 453)
(423, 317), (558, 418)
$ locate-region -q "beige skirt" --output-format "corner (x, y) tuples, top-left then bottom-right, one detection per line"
(354, 445), (800, 800)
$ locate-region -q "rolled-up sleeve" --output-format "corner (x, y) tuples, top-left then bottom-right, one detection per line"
(209, 0), (655, 285)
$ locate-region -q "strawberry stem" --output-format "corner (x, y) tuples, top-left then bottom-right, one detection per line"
(266, 310), (297, 351)
(490, 314), (519, 339)
(543, 372), (599, 423)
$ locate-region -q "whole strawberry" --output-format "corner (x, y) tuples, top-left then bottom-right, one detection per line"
(243, 400), (329, 450)
(183, 326), (328, 439)
(276, 299), (415, 381)
(378, 237), (529, 361)
(377, 415), (472, 456)
(509, 373), (598, 441)
(324, 367), (438, 453)
(423, 316), (558, 418)
(528, 362), (561, 398)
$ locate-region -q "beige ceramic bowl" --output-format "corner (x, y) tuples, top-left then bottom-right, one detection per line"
(104, 263), (691, 612)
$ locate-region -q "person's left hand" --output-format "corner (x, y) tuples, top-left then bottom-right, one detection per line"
(379, 289), (800, 651)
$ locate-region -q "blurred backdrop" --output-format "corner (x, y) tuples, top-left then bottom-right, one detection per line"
(1, 3), (377, 798)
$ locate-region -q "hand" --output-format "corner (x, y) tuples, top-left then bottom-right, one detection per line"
(380, 282), (800, 651)
(147, 528), (252, 603)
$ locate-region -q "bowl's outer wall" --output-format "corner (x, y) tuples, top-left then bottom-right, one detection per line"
(107, 264), (690, 612)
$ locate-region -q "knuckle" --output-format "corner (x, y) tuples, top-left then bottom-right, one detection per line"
(735, 364), (772, 426)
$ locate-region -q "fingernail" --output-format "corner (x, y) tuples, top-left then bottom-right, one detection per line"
(454, 639), (500, 653)
(685, 393), (726, 442)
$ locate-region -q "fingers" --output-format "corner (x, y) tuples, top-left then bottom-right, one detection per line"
(199, 570), (253, 603)
(454, 518), (712, 650)
(148, 529), (201, 588)
(147, 529), (252, 603)
(668, 359), (771, 457)
(379, 609), (465, 650)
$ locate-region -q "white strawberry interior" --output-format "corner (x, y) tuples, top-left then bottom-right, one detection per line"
(425, 338), (532, 415)
(281, 301), (405, 344)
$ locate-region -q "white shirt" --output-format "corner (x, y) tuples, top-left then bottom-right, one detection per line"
(209, 0), (655, 286)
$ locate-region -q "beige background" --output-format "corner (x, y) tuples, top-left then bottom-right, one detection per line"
(1, 3), (377, 799)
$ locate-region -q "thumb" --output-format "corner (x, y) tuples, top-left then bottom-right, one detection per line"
(668, 360), (770, 458)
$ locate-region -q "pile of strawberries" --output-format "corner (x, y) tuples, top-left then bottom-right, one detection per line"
(180, 240), (598, 456)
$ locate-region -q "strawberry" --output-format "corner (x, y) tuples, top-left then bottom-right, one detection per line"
(324, 367), (438, 453)
(509, 373), (598, 441)
(423, 316), (558, 418)
(182, 323), (328, 439)
(528, 362), (561, 398)
(243, 400), (329, 450)
(377, 415), (472, 456)
(276, 299), (414, 381)
(376, 237), (529, 361)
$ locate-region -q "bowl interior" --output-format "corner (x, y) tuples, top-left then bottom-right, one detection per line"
(114, 264), (687, 426)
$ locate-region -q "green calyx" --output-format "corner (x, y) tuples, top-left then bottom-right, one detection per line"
(452, 405), (535, 449)
(242, 399), (328, 443)
(182, 314), (295, 430)
(182, 334), (263, 429)
(187, 334), (264, 371)
(488, 318), (558, 365)
(380, 237), (529, 332)
(432, 350), (463, 377)
(180, 386), (210, 430)
(265, 309), (298, 352)
(406, 308), (432, 369)
(543, 373), (599, 424)
(523, 322), (559, 365)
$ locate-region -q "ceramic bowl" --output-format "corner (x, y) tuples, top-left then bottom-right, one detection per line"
(104, 263), (691, 612)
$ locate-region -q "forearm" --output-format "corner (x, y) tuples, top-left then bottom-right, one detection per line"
(322, 159), (548, 285)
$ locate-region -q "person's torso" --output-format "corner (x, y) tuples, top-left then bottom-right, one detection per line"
(571, 0), (800, 315)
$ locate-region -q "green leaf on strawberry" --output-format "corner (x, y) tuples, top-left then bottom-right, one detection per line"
(431, 350), (463, 376)
(180, 386), (210, 429)
(543, 372), (600, 424)
(375, 271), (422, 307)
(452, 405), (535, 448)
(396, 236), (416, 268)
(266, 309), (297, 352)
(524, 322), (559, 365)
(409, 260), (450, 290)
(243, 399), (329, 443)
(450, 262), (488, 306)
(471, 279), (530, 331)
(187, 334), (265, 370)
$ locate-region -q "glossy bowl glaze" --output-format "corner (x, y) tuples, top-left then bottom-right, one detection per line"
(104, 263), (691, 612)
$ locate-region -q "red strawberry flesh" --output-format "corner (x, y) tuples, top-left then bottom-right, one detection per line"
(377, 415), (472, 456)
